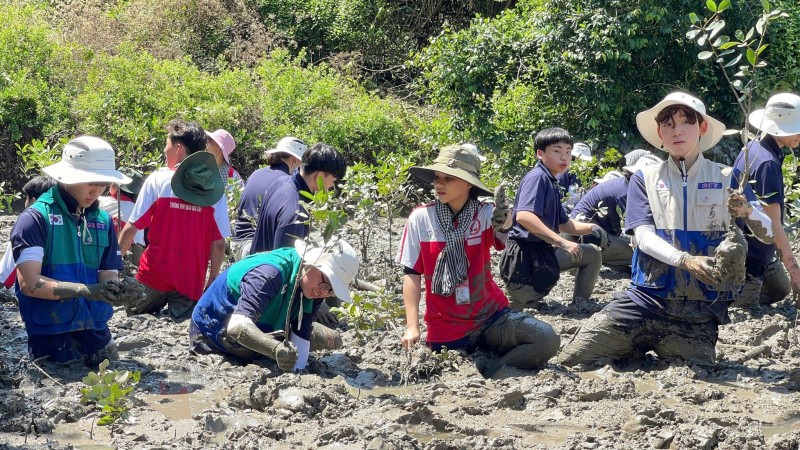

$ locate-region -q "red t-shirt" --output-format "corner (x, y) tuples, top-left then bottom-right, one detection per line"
(396, 201), (508, 343)
(129, 168), (231, 301)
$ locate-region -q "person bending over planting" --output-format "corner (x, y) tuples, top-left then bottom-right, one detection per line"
(397, 144), (560, 377)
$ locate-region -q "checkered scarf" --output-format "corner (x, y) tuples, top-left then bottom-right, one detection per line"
(431, 198), (478, 296)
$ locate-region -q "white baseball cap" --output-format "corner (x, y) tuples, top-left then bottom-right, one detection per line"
(572, 142), (592, 161)
(264, 136), (308, 161)
(43, 136), (132, 185)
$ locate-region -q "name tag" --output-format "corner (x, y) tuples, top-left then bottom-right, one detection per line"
(697, 182), (723, 190)
(455, 281), (471, 305)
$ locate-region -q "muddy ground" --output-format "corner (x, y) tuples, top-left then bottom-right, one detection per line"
(3, 213), (800, 450)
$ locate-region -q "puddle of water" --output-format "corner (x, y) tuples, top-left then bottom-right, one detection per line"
(145, 392), (214, 421)
(532, 424), (591, 445)
(633, 379), (658, 393)
(762, 417), (800, 439)
(697, 379), (758, 402)
(343, 383), (414, 399)
(51, 419), (114, 450)
(408, 430), (467, 445)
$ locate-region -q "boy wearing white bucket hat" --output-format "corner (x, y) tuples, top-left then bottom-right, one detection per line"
(561, 92), (774, 367)
(10, 136), (131, 365)
(190, 240), (358, 372)
(733, 93), (800, 308)
(232, 136), (308, 261)
(569, 154), (663, 270)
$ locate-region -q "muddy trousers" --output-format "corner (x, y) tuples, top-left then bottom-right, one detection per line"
(565, 233), (632, 269)
(555, 243), (603, 300)
(127, 285), (196, 322)
(559, 293), (719, 367)
(736, 258), (791, 308)
(429, 309), (560, 373)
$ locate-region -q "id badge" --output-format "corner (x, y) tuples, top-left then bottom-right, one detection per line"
(455, 281), (471, 305)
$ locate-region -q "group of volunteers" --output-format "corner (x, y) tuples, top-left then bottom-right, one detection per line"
(4, 90), (800, 376)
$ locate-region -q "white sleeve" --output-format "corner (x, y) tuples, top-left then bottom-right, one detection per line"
(290, 332), (311, 371)
(633, 224), (686, 267)
(213, 194), (232, 239)
(226, 313), (253, 335)
(128, 175), (157, 226)
(396, 210), (422, 269)
(745, 201), (774, 243)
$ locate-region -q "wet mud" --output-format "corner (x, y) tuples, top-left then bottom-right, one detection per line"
(2, 214), (800, 449)
(714, 224), (748, 289)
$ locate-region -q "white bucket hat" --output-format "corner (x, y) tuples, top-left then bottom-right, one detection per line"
(748, 93), (800, 137)
(43, 136), (132, 185)
(295, 239), (359, 303)
(636, 92), (724, 152)
(623, 154), (663, 174)
(264, 136), (308, 161)
(572, 142), (592, 161)
(593, 170), (623, 184)
(623, 149), (653, 167)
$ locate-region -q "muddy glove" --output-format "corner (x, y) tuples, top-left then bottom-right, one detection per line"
(114, 276), (147, 308)
(314, 301), (339, 328)
(54, 280), (120, 302)
(273, 341), (299, 372)
(679, 255), (719, 286)
(727, 191), (753, 218)
(492, 184), (513, 232)
(590, 225), (609, 249)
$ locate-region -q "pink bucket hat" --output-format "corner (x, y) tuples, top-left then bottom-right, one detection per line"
(205, 129), (236, 164)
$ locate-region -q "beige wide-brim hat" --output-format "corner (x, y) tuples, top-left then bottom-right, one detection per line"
(748, 93), (800, 137)
(43, 136), (132, 185)
(636, 92), (725, 152)
(264, 136), (308, 161)
(295, 239), (359, 303)
(409, 143), (493, 197)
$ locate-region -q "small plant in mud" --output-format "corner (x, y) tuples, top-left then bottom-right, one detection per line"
(331, 290), (405, 342)
(687, 0), (788, 288)
(80, 359), (141, 426)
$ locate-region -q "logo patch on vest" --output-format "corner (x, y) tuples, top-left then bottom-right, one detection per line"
(697, 182), (723, 190)
(85, 221), (107, 230)
(655, 180), (670, 191)
(49, 214), (63, 225)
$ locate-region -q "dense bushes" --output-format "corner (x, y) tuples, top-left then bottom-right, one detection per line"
(414, 0), (799, 169)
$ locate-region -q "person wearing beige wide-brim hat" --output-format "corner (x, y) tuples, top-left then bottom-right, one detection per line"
(559, 92), (775, 368)
(733, 92), (800, 310)
(398, 143), (560, 377)
(12, 135), (133, 366)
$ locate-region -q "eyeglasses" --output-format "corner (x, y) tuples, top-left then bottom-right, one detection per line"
(318, 274), (333, 296)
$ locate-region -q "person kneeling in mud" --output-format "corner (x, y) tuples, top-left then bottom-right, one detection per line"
(189, 240), (358, 372)
(560, 92), (774, 367)
(398, 144), (560, 377)
(567, 154), (662, 272)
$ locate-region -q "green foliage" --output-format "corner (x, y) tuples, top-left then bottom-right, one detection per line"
(16, 137), (65, 178)
(414, 0), (762, 160)
(80, 359), (141, 426)
(331, 290), (405, 342)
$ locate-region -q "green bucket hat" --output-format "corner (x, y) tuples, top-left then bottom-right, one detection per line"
(120, 168), (145, 196)
(409, 144), (493, 196)
(171, 151), (224, 207)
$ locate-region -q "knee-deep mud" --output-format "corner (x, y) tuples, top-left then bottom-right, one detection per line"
(3, 214), (800, 449)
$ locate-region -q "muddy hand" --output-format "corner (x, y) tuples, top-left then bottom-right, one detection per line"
(492, 184), (512, 231)
(115, 276), (147, 307)
(314, 302), (339, 328)
(86, 279), (121, 302)
(727, 190), (752, 218)
(591, 225), (609, 249)
(274, 341), (298, 372)
(561, 240), (582, 260)
(680, 255), (719, 285)
(402, 326), (420, 352)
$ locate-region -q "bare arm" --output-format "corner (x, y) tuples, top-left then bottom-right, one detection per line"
(118, 222), (139, 257)
(401, 273), (422, 351)
(516, 211), (572, 249)
(206, 239), (226, 289)
(762, 203), (800, 290)
(17, 261), (118, 301)
(560, 218), (594, 236)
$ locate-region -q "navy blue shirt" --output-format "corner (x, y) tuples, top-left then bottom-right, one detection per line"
(556, 170), (581, 197)
(508, 163), (569, 243)
(11, 185), (122, 271)
(234, 162), (291, 242)
(250, 172), (310, 254)
(733, 136), (784, 265)
(570, 177), (629, 237)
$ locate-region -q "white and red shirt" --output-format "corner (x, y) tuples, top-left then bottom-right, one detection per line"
(99, 192), (145, 245)
(129, 168), (231, 301)
(1, 241), (15, 288)
(397, 201), (508, 343)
